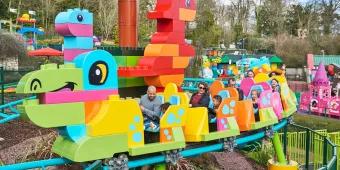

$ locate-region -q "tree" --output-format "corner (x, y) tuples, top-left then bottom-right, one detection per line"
(256, 0), (285, 36)
(97, 0), (118, 41)
(319, 0), (340, 35)
(285, 3), (318, 37)
(138, 0), (156, 47)
(187, 0), (223, 50)
(0, 0), (10, 20)
(0, 30), (27, 70)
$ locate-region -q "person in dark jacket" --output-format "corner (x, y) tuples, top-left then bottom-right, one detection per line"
(190, 82), (210, 108)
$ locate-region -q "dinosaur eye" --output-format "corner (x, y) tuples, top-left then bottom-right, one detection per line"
(30, 78), (42, 91)
(77, 14), (83, 22)
(89, 61), (108, 85)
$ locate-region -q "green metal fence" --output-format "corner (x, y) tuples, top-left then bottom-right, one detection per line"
(279, 125), (338, 170)
(0, 67), (34, 105)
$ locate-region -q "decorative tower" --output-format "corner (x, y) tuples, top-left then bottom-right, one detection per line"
(307, 62), (331, 113)
(300, 62), (340, 117)
(311, 62), (331, 100)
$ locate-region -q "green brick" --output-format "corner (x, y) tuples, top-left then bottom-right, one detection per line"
(126, 56), (142, 66)
(53, 134), (128, 162)
(113, 56), (127, 66)
(125, 77), (145, 87)
(118, 77), (127, 87)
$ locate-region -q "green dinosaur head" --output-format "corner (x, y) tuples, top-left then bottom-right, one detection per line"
(16, 50), (119, 128)
(16, 63), (83, 93)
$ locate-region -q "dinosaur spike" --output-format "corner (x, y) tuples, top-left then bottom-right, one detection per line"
(40, 63), (58, 70)
(59, 63), (76, 69)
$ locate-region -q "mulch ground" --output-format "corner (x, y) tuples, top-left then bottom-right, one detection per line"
(189, 151), (266, 170)
(0, 120), (54, 150)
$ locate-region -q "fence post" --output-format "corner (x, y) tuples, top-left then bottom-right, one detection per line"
(305, 129), (310, 170)
(323, 137), (328, 168)
(283, 124), (288, 156)
(0, 67), (4, 113)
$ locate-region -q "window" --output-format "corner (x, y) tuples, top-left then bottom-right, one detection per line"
(323, 89), (329, 98)
(312, 89), (318, 97)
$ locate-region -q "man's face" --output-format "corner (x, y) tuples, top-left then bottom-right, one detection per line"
(147, 90), (156, 101)
(229, 80), (236, 87)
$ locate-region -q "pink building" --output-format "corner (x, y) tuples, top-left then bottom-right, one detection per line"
(300, 62), (340, 117)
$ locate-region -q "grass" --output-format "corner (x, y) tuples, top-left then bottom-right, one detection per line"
(292, 113), (340, 132)
(244, 140), (274, 166)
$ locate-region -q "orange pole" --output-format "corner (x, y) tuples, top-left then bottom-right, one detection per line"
(118, 0), (137, 47)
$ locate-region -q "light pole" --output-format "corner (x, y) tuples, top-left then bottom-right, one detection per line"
(321, 50), (325, 62)
(9, 8), (17, 32)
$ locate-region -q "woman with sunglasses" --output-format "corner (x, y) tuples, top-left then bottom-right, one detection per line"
(189, 82), (210, 108)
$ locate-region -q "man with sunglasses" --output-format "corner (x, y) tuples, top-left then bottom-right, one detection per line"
(189, 82), (210, 108)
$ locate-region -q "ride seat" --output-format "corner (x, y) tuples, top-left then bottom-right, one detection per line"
(247, 85), (264, 99)
(218, 90), (230, 99)
(169, 95), (180, 105)
(157, 95), (165, 104)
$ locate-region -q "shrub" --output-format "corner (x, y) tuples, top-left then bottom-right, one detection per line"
(246, 140), (275, 166)
(274, 34), (312, 68)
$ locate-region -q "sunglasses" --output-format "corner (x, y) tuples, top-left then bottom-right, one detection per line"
(198, 86), (206, 90)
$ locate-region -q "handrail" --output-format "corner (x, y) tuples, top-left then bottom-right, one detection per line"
(0, 96), (36, 110)
(0, 82), (18, 87)
(287, 123), (338, 170)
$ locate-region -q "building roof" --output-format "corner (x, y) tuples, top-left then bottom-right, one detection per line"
(269, 56), (283, 63)
(218, 54), (282, 64)
(313, 55), (340, 66)
(312, 62), (329, 85)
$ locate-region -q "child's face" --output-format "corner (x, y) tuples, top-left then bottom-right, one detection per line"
(213, 98), (221, 107)
(271, 80), (278, 87)
(251, 91), (258, 100)
(248, 71), (254, 78)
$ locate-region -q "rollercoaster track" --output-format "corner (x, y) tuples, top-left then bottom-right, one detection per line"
(0, 119), (288, 170)
(0, 96), (36, 124)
